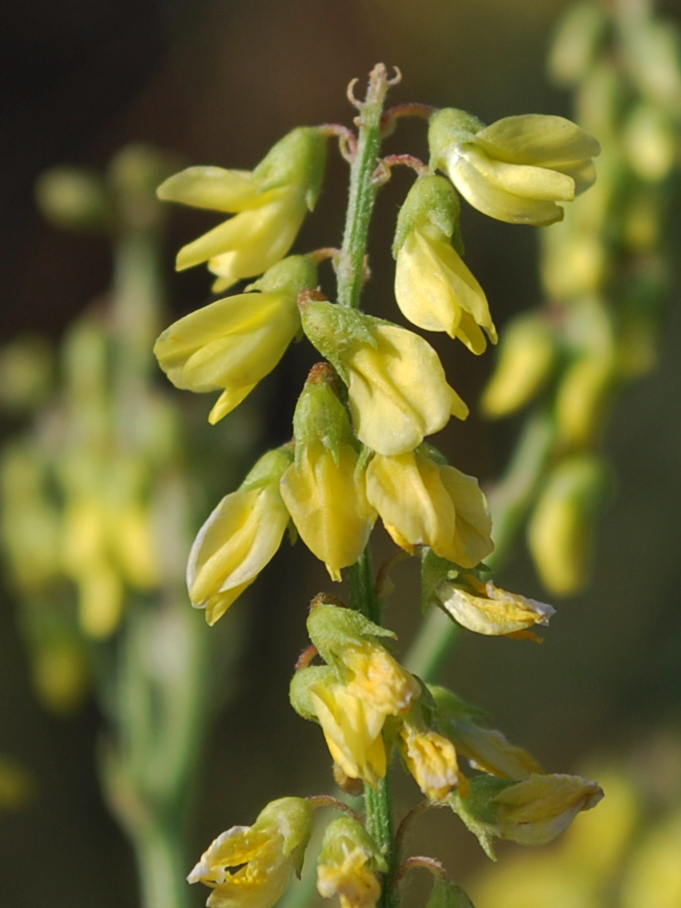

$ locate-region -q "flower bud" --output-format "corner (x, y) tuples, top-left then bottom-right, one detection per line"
(393, 175), (496, 352)
(187, 446), (293, 624)
(432, 574), (555, 638)
(365, 449), (493, 568)
(527, 454), (611, 595)
(317, 818), (386, 908)
(154, 255), (317, 424)
(300, 299), (467, 456)
(158, 127), (327, 290)
(426, 880), (477, 908)
(188, 797), (313, 908)
(429, 108), (600, 226)
(448, 773), (603, 858)
(481, 314), (558, 418)
(280, 366), (376, 580)
(623, 103), (676, 183)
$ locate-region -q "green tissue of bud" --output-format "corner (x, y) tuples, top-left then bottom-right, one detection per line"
(306, 602), (394, 666)
(426, 879), (477, 908)
(393, 174), (463, 257)
(253, 126), (328, 211)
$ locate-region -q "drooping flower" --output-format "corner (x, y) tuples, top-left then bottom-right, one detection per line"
(448, 773), (603, 857)
(365, 448), (493, 568)
(158, 127), (327, 290)
(429, 108), (600, 226)
(279, 365), (376, 580)
(393, 174), (497, 353)
(154, 256), (317, 424)
(188, 797), (313, 908)
(398, 713), (463, 801)
(316, 818), (386, 908)
(187, 447), (293, 625)
(434, 575), (555, 637)
(299, 299), (468, 456)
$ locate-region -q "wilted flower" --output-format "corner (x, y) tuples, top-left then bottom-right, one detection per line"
(434, 576), (555, 637)
(300, 299), (467, 456)
(188, 797), (313, 908)
(154, 256), (317, 424)
(316, 818), (386, 908)
(393, 174), (497, 353)
(429, 108), (600, 225)
(187, 447), (293, 625)
(158, 127), (327, 290)
(399, 715), (463, 801)
(365, 449), (493, 568)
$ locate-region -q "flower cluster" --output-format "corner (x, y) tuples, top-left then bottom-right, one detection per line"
(154, 85), (602, 908)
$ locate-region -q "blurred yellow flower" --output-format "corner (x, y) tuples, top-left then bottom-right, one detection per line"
(158, 127), (327, 290)
(188, 797), (312, 908)
(365, 450), (493, 568)
(187, 447), (292, 625)
(429, 108), (599, 225)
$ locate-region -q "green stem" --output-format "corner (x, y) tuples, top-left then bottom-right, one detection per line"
(404, 409), (555, 682)
(339, 63), (398, 908)
(336, 63), (393, 310)
(133, 817), (190, 908)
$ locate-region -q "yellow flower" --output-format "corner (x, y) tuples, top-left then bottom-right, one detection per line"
(365, 449), (493, 568)
(188, 797), (313, 908)
(393, 175), (496, 353)
(308, 639), (420, 788)
(317, 818), (386, 908)
(435, 577), (555, 637)
(300, 299), (468, 456)
(158, 127), (327, 291)
(396, 225), (496, 353)
(154, 256), (317, 424)
(279, 364), (376, 580)
(429, 108), (600, 225)
(399, 717), (463, 801)
(187, 447), (292, 625)
(280, 440), (376, 581)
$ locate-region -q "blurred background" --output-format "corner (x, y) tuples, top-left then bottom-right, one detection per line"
(2, 1), (681, 906)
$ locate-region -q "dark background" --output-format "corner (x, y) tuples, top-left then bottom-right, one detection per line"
(2, 1), (681, 906)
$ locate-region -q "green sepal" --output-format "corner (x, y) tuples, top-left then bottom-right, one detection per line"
(289, 664), (337, 719)
(248, 254), (318, 298)
(307, 602), (394, 666)
(299, 299), (382, 385)
(393, 174), (464, 258)
(252, 127), (328, 210)
(428, 685), (491, 728)
(240, 445), (294, 493)
(292, 366), (356, 467)
(426, 879), (478, 908)
(428, 108), (486, 173)
(447, 775), (516, 860)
